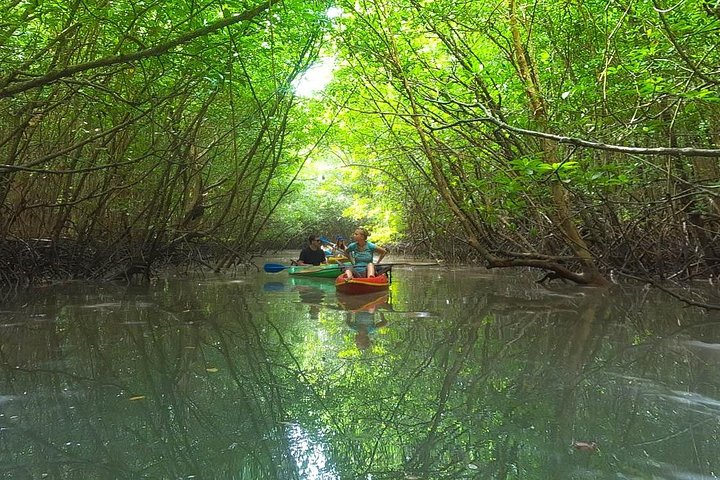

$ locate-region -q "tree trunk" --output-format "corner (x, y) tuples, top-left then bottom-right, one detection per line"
(508, 0), (608, 286)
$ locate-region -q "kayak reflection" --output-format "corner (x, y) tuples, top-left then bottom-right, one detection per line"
(289, 277), (337, 320)
(337, 292), (392, 351)
(263, 277), (335, 319)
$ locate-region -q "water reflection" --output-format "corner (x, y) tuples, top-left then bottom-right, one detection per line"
(337, 292), (392, 351)
(0, 269), (719, 478)
(264, 277), (335, 320)
(287, 423), (338, 480)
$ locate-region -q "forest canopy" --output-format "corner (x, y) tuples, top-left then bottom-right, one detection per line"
(1, 0), (720, 288)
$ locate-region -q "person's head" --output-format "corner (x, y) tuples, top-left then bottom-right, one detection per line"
(308, 235), (322, 249)
(352, 228), (369, 242)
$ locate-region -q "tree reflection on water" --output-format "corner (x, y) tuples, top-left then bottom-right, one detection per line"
(0, 269), (719, 478)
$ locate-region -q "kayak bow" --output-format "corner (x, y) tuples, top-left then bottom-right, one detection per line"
(335, 272), (391, 294)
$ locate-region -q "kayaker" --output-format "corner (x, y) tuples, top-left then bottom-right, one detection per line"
(333, 236), (347, 255)
(297, 235), (327, 266)
(325, 236), (349, 264)
(342, 227), (388, 279)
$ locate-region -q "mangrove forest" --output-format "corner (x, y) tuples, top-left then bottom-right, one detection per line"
(2, 0), (720, 293)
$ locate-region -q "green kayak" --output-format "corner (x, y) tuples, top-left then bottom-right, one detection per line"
(288, 264), (345, 278)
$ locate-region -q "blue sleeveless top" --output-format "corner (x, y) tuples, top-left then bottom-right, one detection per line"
(346, 241), (376, 266)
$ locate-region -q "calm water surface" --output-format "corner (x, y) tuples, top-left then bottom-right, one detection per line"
(1, 262), (720, 479)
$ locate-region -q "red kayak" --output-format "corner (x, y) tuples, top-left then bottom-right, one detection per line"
(335, 273), (391, 294)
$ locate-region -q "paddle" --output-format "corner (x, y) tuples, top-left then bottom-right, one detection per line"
(263, 261), (440, 273)
(264, 263), (303, 273)
(374, 262), (441, 267)
(319, 236), (337, 247)
(263, 263), (342, 273)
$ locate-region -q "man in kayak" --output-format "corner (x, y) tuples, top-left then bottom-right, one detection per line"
(297, 235), (327, 266)
(342, 227), (388, 279)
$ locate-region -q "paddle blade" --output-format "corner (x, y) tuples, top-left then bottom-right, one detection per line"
(263, 263), (289, 273)
(319, 236), (335, 247)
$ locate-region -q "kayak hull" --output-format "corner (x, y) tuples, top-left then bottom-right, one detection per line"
(335, 273), (390, 294)
(327, 255), (350, 264)
(288, 264), (343, 278)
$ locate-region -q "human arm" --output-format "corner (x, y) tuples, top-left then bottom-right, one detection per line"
(344, 242), (356, 264)
(374, 245), (388, 264)
(297, 248), (307, 265)
(298, 247), (313, 265)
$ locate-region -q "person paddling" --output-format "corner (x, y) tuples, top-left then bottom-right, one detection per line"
(297, 235), (327, 266)
(342, 227), (388, 279)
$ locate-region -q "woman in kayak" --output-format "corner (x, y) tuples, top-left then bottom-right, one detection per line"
(342, 227), (388, 279)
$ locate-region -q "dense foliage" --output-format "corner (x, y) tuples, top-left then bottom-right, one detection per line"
(323, 0), (720, 285)
(0, 0), (336, 284)
(1, 0), (720, 287)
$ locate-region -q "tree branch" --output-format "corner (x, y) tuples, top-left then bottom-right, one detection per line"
(0, 1), (275, 99)
(428, 101), (720, 157)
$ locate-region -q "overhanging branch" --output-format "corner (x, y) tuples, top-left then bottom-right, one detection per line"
(427, 101), (720, 158)
(0, 1), (275, 99)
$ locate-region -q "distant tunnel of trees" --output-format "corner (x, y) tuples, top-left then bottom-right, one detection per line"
(1, 0), (720, 289)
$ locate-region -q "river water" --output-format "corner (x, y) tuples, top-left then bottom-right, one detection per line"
(1, 259), (719, 479)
